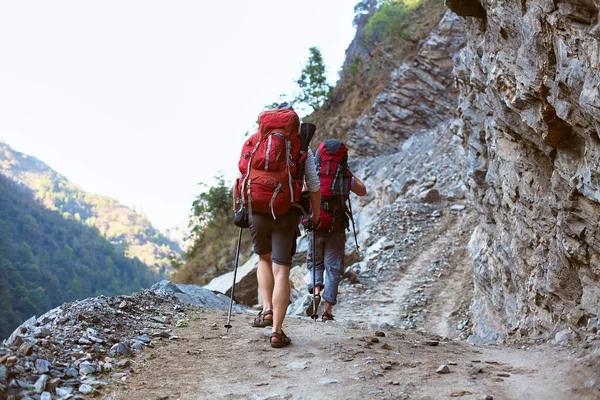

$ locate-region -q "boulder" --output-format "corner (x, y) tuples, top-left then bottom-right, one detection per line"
(204, 254), (259, 307)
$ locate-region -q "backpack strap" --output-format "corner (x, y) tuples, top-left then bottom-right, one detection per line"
(241, 140), (261, 215)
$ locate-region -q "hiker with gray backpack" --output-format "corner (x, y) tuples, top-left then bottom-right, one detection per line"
(305, 139), (367, 321)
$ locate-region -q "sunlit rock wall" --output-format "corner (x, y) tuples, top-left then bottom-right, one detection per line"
(451, 0), (600, 343)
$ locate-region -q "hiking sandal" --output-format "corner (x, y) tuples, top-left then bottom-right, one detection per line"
(270, 330), (291, 348)
(305, 294), (321, 317)
(322, 311), (335, 321)
(251, 310), (273, 328)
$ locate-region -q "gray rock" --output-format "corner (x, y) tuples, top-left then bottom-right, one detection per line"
(152, 280), (233, 311)
(203, 255), (260, 307)
(5, 316), (37, 347)
(131, 342), (144, 352)
(0, 365), (6, 385)
(287, 362), (309, 370)
(133, 334), (152, 344)
(78, 384), (94, 394)
(79, 361), (97, 375)
(109, 343), (131, 357)
(40, 392), (53, 400)
(34, 374), (49, 394)
(319, 378), (339, 384)
(436, 364), (450, 374)
(33, 327), (52, 338)
(57, 387), (74, 397)
(36, 359), (51, 373)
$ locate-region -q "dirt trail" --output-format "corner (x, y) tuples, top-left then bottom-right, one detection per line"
(106, 311), (598, 400)
(106, 205), (599, 399)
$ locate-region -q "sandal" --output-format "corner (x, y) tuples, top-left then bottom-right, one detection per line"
(322, 311), (335, 321)
(251, 310), (273, 328)
(270, 330), (291, 348)
(305, 294), (321, 317)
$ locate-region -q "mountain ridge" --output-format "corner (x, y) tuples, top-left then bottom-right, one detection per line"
(0, 141), (182, 275)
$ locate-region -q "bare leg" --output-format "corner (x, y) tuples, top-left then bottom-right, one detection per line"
(257, 253), (274, 312)
(271, 262), (290, 334)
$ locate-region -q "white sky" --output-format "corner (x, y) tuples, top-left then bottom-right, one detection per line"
(0, 1), (358, 231)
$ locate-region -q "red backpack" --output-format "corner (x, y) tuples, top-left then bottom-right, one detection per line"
(315, 140), (353, 230)
(236, 108), (303, 218)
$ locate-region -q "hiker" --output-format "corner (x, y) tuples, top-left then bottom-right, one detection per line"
(306, 139), (367, 321)
(233, 104), (320, 348)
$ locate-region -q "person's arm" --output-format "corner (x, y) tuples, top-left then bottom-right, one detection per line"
(304, 149), (321, 227)
(351, 176), (367, 197)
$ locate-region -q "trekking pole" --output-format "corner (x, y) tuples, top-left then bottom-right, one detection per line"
(310, 217), (319, 321)
(225, 227), (243, 331)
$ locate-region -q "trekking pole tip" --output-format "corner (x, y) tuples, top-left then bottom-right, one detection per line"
(224, 324), (232, 331)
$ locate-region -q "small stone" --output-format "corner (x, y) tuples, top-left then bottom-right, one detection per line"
(373, 371), (384, 377)
(79, 361), (97, 375)
(320, 378), (339, 384)
(18, 343), (34, 356)
(57, 387), (74, 397)
(6, 356), (17, 367)
(150, 316), (167, 324)
(484, 395), (494, 400)
(131, 342), (144, 352)
(0, 365), (6, 385)
(33, 328), (51, 338)
(78, 338), (92, 345)
(287, 362), (309, 370)
(34, 374), (49, 394)
(36, 359), (51, 373)
(436, 365), (450, 374)
(381, 343), (392, 350)
(497, 373), (510, 377)
(423, 340), (439, 346)
(450, 204), (466, 211)
(40, 392), (52, 400)
(47, 377), (61, 392)
(109, 343), (131, 357)
(381, 363), (392, 370)
(118, 301), (128, 309)
(79, 383), (94, 394)
(369, 337), (380, 344)
(133, 335), (152, 344)
(116, 359), (131, 369)
(375, 331), (386, 337)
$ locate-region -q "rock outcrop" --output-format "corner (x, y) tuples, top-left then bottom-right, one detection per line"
(348, 11), (467, 156)
(452, 0), (600, 342)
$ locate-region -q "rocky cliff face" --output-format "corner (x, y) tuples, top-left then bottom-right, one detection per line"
(348, 11), (467, 156)
(450, 0), (600, 342)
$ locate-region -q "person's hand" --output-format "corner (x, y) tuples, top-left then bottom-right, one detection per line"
(310, 215), (321, 231)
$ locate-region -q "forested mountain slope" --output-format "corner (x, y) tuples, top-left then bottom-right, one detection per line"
(0, 173), (159, 339)
(0, 141), (181, 275)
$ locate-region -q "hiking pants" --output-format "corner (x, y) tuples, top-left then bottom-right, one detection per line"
(306, 228), (346, 306)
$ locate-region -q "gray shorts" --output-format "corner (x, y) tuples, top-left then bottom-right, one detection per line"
(249, 212), (298, 267)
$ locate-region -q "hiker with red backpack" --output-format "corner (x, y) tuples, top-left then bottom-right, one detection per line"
(305, 139), (367, 321)
(233, 104), (321, 348)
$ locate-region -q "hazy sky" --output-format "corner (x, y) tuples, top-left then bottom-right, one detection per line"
(0, 1), (357, 231)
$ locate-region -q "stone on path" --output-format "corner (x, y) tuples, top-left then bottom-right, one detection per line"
(320, 378), (339, 384)
(436, 364), (450, 374)
(287, 361), (309, 370)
